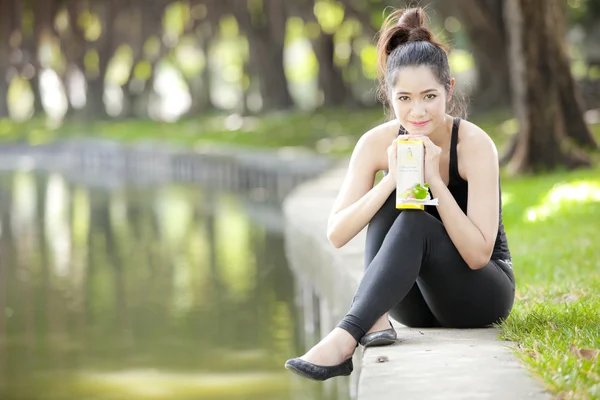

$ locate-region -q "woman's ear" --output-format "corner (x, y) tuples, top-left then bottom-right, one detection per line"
(447, 77), (455, 102)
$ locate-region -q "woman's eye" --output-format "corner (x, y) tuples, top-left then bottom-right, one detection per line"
(425, 94), (437, 99)
(398, 96), (409, 101)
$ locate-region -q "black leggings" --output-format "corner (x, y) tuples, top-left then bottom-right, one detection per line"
(338, 192), (515, 342)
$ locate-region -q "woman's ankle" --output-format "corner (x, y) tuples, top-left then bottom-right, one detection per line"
(367, 314), (391, 334)
(331, 328), (358, 358)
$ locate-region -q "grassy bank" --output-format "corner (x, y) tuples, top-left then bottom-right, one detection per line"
(499, 168), (600, 400)
(1, 107), (521, 157)
(2, 109), (599, 398)
(0, 109), (386, 155)
(2, 107), (593, 158)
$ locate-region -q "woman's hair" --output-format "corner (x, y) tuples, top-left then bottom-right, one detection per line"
(375, 7), (467, 118)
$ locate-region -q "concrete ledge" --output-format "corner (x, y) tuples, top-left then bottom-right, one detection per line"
(283, 161), (551, 400)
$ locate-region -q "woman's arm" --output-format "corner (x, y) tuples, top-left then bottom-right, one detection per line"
(327, 130), (396, 248)
(429, 130), (500, 270)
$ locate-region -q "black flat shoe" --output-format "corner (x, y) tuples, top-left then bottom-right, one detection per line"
(360, 322), (397, 348)
(284, 357), (353, 381)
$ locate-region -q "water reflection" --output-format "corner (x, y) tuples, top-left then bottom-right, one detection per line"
(0, 170), (340, 400)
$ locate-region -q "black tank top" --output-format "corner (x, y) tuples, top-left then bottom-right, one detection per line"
(398, 117), (512, 261)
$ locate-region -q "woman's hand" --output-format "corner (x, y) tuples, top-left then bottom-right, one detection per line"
(387, 135), (413, 183)
(386, 138), (398, 183)
(414, 136), (442, 184)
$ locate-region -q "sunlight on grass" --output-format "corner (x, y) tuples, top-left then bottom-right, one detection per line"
(525, 181), (600, 222)
(0, 110), (595, 163)
(501, 168), (600, 400)
(500, 298), (600, 400)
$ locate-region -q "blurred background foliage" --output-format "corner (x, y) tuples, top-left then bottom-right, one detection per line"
(0, 0), (598, 173)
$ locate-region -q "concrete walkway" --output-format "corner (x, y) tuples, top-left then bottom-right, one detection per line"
(283, 161), (551, 400)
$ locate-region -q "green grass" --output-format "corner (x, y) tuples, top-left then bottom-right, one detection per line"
(498, 168), (600, 400)
(0, 108), (386, 156)
(0, 107), (596, 158)
(2, 109), (600, 398)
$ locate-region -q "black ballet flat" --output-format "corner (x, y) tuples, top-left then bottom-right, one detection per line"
(284, 357), (353, 381)
(360, 322), (397, 348)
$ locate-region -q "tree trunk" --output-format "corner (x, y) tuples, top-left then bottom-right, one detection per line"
(121, 0), (172, 119)
(186, 23), (216, 116)
(336, 0), (378, 39)
(124, 0), (169, 119)
(85, 77), (108, 119)
(81, 0), (121, 120)
(450, 0), (511, 112)
(552, 2), (597, 149)
(30, 74), (45, 115)
(314, 31), (356, 107)
(0, 69), (8, 117)
(62, 0), (88, 119)
(30, 0), (57, 117)
(235, 0), (294, 112)
(0, 0), (13, 118)
(246, 33), (293, 112)
(198, 34), (216, 112)
(504, 0), (592, 173)
(290, 0), (356, 107)
(18, 34), (44, 115)
(120, 0), (145, 119)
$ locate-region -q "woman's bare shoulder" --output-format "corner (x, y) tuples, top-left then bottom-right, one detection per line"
(351, 119), (399, 170)
(457, 119), (499, 179)
(457, 119), (498, 156)
(355, 119), (400, 154)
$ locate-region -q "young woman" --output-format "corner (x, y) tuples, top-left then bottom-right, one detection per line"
(284, 7), (515, 381)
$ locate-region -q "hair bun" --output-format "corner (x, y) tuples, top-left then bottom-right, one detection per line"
(397, 8), (425, 30)
(384, 26), (432, 55)
(379, 8), (434, 55)
(385, 26), (410, 55)
(408, 27), (432, 43)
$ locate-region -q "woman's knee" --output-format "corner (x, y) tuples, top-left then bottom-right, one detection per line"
(393, 209), (442, 233)
(371, 192), (399, 222)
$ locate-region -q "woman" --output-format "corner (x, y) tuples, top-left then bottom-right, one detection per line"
(285, 7), (515, 381)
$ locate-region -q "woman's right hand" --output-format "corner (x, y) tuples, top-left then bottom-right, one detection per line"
(387, 135), (412, 184)
(386, 139), (398, 183)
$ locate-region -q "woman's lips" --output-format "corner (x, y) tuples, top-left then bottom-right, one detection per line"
(410, 120), (430, 127)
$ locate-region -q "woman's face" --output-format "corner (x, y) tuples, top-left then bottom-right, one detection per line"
(390, 66), (453, 136)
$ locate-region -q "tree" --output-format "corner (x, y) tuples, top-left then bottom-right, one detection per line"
(504, 0), (597, 173)
(183, 0), (218, 116)
(446, 0), (512, 111)
(31, 0), (57, 116)
(233, 0), (294, 112)
(290, 0), (356, 108)
(84, 0), (121, 120)
(0, 0), (16, 117)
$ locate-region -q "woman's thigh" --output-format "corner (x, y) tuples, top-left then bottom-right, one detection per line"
(389, 282), (442, 328)
(364, 191), (399, 270)
(415, 216), (516, 328)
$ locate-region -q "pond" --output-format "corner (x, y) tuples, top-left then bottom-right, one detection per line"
(0, 169), (350, 400)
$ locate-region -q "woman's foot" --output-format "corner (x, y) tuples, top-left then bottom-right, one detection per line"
(367, 313), (393, 334)
(360, 313), (397, 348)
(284, 328), (357, 381)
(299, 328), (357, 366)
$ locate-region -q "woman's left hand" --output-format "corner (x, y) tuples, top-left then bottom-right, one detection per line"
(414, 136), (442, 184)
